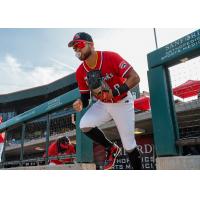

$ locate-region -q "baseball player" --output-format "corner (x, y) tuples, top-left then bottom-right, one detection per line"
(43, 136), (76, 165)
(68, 32), (142, 170)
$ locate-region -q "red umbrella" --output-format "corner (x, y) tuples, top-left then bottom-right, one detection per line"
(134, 96), (150, 111)
(173, 80), (200, 99)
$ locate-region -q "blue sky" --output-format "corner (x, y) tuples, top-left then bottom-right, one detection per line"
(0, 28), (198, 94)
(0, 28), (83, 67)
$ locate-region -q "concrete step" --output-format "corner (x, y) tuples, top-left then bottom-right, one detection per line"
(5, 163), (96, 170)
(156, 156), (200, 170)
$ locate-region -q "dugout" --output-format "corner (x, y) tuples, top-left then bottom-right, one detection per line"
(0, 71), (154, 169)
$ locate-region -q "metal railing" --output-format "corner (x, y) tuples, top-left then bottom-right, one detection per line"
(0, 88), (93, 168)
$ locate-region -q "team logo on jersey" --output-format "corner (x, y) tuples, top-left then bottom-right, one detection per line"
(102, 73), (114, 81)
(119, 61), (127, 69)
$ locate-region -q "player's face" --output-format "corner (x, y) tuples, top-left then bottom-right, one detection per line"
(73, 41), (93, 61)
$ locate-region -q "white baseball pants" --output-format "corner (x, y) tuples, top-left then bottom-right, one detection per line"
(80, 92), (137, 151)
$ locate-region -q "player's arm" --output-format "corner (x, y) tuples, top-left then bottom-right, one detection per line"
(73, 69), (90, 112)
(124, 67), (140, 89)
(111, 52), (140, 97)
(112, 67), (140, 97)
(73, 93), (90, 112)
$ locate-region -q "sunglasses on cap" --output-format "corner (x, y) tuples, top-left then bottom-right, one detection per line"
(73, 40), (93, 50)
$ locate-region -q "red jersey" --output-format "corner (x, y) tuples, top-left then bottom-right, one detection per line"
(76, 51), (133, 103)
(44, 141), (76, 165)
(0, 117), (5, 143)
(0, 134), (4, 143)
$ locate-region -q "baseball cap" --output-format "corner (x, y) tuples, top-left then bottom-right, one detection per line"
(58, 136), (69, 144)
(68, 32), (93, 47)
(59, 136), (70, 150)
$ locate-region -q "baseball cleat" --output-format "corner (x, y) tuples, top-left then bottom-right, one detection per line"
(103, 144), (121, 170)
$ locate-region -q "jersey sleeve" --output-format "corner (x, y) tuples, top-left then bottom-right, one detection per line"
(110, 52), (133, 77)
(48, 142), (57, 156)
(76, 67), (90, 94)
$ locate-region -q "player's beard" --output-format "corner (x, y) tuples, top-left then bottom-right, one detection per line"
(79, 49), (92, 61)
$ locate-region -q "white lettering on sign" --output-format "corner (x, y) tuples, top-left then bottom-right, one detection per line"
(46, 98), (61, 111)
(138, 144), (153, 154)
(16, 110), (36, 122)
(161, 30), (200, 61)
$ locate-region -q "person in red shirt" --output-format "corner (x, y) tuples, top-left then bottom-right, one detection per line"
(44, 136), (76, 165)
(0, 116), (5, 163)
(68, 32), (142, 170)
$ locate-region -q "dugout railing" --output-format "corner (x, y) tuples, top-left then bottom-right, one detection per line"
(147, 29), (200, 156)
(0, 88), (93, 168)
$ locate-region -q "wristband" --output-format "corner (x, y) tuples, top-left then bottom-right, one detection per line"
(112, 83), (129, 97)
(81, 93), (90, 108)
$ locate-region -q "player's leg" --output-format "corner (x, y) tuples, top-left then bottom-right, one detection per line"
(79, 101), (113, 148)
(80, 101), (121, 170)
(107, 94), (142, 170)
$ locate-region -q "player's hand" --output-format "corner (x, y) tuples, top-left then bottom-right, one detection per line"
(100, 89), (113, 102)
(73, 99), (83, 112)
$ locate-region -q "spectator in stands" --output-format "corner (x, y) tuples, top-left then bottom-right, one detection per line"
(44, 136), (76, 165)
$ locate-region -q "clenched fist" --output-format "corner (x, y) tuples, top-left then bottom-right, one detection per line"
(73, 99), (83, 112)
